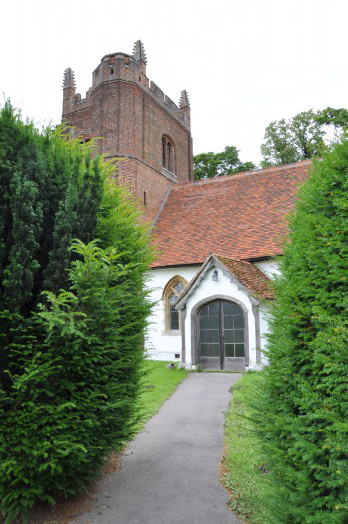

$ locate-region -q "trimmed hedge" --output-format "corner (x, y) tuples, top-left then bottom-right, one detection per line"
(254, 141), (348, 522)
(0, 103), (153, 522)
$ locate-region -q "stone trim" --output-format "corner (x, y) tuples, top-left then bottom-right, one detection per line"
(252, 305), (261, 364)
(176, 256), (261, 310)
(104, 154), (180, 184)
(163, 276), (188, 334)
(181, 307), (187, 363)
(162, 167), (177, 182)
(161, 330), (181, 337)
(151, 188), (172, 229)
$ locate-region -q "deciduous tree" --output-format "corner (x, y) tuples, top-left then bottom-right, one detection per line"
(261, 109), (325, 166)
(193, 146), (255, 180)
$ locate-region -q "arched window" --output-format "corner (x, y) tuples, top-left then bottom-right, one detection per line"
(162, 138), (165, 167)
(161, 135), (175, 173)
(167, 142), (171, 172)
(163, 276), (187, 332)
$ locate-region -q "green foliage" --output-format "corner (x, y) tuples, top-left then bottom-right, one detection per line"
(261, 109), (326, 166)
(96, 169), (152, 280)
(254, 141), (348, 522)
(193, 146), (255, 180)
(0, 102), (103, 316)
(0, 101), (104, 311)
(0, 102), (107, 393)
(0, 240), (152, 523)
(0, 103), (153, 522)
(224, 372), (271, 524)
(315, 107), (348, 133)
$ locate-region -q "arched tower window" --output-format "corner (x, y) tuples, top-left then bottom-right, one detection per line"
(162, 138), (165, 167)
(161, 135), (175, 174)
(167, 142), (171, 172)
(163, 276), (187, 332)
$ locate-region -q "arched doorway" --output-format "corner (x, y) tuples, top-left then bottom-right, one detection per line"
(198, 300), (247, 371)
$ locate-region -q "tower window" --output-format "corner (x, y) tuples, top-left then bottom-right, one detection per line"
(110, 68), (114, 75)
(143, 190), (147, 206)
(161, 135), (175, 173)
(162, 138), (166, 168)
(167, 142), (171, 172)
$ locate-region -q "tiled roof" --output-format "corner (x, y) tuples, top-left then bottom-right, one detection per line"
(151, 160), (311, 267)
(215, 255), (274, 300)
(175, 253), (274, 309)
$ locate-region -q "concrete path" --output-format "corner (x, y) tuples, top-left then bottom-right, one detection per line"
(72, 373), (242, 524)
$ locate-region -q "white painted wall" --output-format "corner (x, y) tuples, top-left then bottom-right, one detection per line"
(259, 303), (270, 366)
(145, 262), (273, 368)
(256, 259), (281, 278)
(183, 266), (259, 369)
(255, 260), (278, 366)
(145, 266), (199, 361)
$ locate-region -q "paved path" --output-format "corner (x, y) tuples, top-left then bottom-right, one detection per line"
(73, 373), (242, 524)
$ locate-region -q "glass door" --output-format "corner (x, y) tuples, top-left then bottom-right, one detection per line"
(198, 301), (222, 369)
(222, 301), (246, 371)
(198, 300), (246, 371)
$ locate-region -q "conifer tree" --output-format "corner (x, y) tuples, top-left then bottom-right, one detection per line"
(255, 141), (348, 523)
(0, 101), (104, 312)
(0, 103), (153, 522)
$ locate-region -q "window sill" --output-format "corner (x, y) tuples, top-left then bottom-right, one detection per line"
(162, 330), (181, 336)
(161, 167), (178, 183)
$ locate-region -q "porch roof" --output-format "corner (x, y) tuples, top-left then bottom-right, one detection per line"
(175, 254), (274, 310)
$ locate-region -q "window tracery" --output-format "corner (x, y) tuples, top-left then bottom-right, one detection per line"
(163, 276), (187, 332)
(161, 135), (175, 173)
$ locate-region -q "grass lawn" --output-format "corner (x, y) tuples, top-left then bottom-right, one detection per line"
(223, 371), (270, 524)
(136, 360), (189, 430)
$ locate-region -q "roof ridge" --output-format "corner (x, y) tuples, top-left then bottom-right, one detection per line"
(214, 253), (253, 265)
(172, 159), (313, 191)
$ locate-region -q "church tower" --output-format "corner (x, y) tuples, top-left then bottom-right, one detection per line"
(62, 40), (193, 222)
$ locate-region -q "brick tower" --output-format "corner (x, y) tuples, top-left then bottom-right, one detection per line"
(62, 40), (193, 222)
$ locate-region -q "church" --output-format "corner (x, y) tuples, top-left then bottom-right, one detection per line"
(62, 40), (310, 371)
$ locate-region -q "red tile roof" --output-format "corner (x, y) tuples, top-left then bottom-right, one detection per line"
(151, 160), (311, 267)
(175, 254), (273, 309)
(216, 255), (274, 300)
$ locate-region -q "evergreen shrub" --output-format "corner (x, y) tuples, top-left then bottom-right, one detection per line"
(255, 141), (348, 523)
(0, 103), (153, 522)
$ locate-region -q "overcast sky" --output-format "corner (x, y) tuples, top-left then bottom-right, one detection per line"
(1, 0), (347, 164)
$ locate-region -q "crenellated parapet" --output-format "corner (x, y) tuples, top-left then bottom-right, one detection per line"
(62, 40), (191, 130)
(61, 39), (193, 222)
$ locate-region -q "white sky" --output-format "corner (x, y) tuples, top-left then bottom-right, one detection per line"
(1, 0), (347, 165)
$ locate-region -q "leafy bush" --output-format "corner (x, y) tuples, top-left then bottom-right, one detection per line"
(0, 241), (152, 523)
(0, 101), (104, 314)
(255, 141), (348, 523)
(0, 100), (106, 404)
(0, 103), (153, 522)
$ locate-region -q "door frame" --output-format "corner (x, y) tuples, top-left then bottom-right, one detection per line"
(191, 295), (250, 368)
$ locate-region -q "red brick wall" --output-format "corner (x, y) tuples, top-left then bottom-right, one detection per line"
(62, 52), (193, 224)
